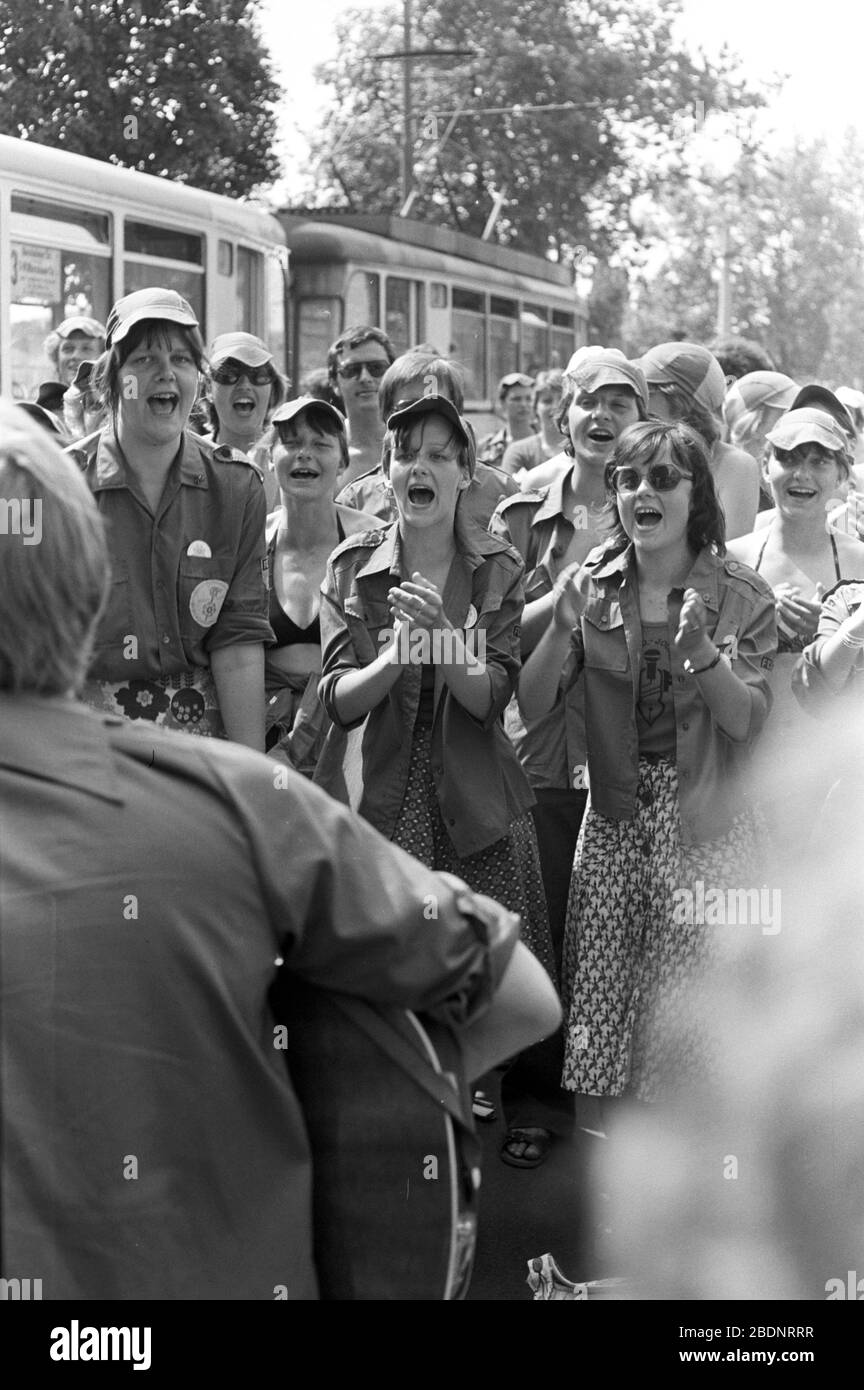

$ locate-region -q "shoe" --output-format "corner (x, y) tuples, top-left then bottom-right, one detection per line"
(472, 1090), (497, 1123)
(500, 1126), (553, 1168)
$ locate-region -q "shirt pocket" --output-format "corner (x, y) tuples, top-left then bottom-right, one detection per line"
(582, 606), (629, 672)
(92, 557), (134, 652)
(178, 556), (234, 641)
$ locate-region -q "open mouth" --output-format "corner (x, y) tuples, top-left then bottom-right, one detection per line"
(148, 392), (179, 415)
(290, 467), (318, 480)
(408, 485), (436, 506)
(231, 397), (257, 417)
(634, 506), (663, 528)
(787, 485), (817, 499)
(588, 427), (614, 443)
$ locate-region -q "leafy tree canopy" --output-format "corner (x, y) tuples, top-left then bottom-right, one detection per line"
(0, 0), (281, 196)
(300, 0), (763, 262)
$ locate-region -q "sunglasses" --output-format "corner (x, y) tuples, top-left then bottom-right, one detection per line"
(611, 463), (693, 494)
(336, 360), (389, 381)
(211, 364), (274, 386)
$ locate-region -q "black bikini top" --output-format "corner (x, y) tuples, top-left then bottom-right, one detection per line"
(267, 518), (345, 648)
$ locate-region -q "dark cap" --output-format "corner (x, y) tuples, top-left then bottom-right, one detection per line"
(36, 381), (67, 413)
(271, 395), (346, 431)
(106, 288), (198, 348)
(790, 384), (856, 440)
(386, 394), (476, 476)
(637, 341), (726, 414)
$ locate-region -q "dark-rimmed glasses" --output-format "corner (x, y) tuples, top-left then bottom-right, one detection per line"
(611, 463), (693, 494)
(336, 360), (389, 381)
(212, 364), (275, 387)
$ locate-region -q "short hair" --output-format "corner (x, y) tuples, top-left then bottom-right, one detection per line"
(650, 382), (720, 448)
(271, 402), (349, 471)
(711, 336), (775, 379)
(327, 325), (396, 386)
(601, 419), (726, 557)
(299, 367), (341, 409)
(0, 403), (109, 694)
(44, 327), (106, 372)
(382, 414), (471, 481)
(378, 351), (465, 420)
(93, 320), (207, 414)
(532, 369), (563, 409)
(206, 356), (287, 442)
(556, 378), (648, 458)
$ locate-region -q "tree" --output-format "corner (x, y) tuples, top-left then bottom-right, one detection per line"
(0, 0), (281, 196)
(623, 134), (864, 384)
(299, 0), (763, 264)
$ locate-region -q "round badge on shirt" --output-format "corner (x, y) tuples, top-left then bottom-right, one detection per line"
(189, 580), (228, 627)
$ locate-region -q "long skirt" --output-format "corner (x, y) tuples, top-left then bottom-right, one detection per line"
(561, 757), (761, 1101)
(391, 725), (557, 986)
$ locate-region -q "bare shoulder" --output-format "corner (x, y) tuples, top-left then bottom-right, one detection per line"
(714, 441), (759, 478)
(725, 531), (760, 566)
(834, 530), (864, 576)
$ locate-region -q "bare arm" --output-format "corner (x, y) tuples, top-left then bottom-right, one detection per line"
(211, 643), (266, 750)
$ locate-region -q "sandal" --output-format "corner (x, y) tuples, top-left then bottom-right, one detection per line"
(500, 1127), (553, 1169)
(472, 1090), (497, 1123)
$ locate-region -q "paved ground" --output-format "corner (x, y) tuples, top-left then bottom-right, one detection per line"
(467, 1071), (613, 1301)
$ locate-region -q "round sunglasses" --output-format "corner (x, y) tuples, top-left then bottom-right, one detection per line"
(211, 364), (275, 387)
(336, 360), (389, 381)
(611, 462), (693, 494)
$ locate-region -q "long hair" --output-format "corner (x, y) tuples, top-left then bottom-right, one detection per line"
(0, 404), (109, 694)
(600, 419), (726, 558)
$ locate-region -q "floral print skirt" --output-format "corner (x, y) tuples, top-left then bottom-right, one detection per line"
(80, 667), (225, 738)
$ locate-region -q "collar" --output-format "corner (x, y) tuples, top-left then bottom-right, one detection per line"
(532, 462), (572, 525)
(0, 695), (125, 804)
(88, 428), (210, 492)
(589, 542), (723, 609)
(355, 516), (513, 582)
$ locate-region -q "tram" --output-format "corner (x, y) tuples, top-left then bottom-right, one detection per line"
(0, 134), (287, 402)
(280, 210), (587, 426)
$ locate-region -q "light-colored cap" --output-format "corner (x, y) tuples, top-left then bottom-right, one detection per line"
(55, 315), (106, 340)
(563, 347), (649, 412)
(766, 407), (850, 454)
(209, 332), (274, 369)
(106, 288), (198, 347)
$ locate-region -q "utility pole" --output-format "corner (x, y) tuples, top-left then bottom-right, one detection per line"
(402, 0), (412, 208)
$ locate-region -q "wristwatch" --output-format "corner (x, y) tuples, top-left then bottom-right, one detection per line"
(683, 646), (722, 676)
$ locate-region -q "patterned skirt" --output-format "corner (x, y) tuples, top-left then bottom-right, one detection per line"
(561, 757), (761, 1102)
(391, 724), (557, 986)
(80, 667), (225, 738)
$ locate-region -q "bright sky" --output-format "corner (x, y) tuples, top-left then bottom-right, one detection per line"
(257, 0), (864, 201)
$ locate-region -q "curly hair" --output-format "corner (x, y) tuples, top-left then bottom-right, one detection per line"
(600, 419), (726, 558)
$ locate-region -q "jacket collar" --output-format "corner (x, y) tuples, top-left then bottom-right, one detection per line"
(88, 428), (209, 492)
(532, 462), (572, 525)
(589, 542), (723, 610)
(355, 516), (512, 582)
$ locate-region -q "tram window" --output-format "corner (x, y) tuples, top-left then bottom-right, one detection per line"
(429, 282), (448, 309)
(522, 304), (549, 375)
(218, 240), (234, 276)
(9, 195), (112, 401)
(345, 270), (380, 327)
(451, 307), (486, 402)
(489, 296), (517, 319)
(452, 286), (484, 314)
(489, 312), (518, 387)
(297, 297), (339, 381)
(237, 247), (262, 334)
(125, 221), (203, 264)
(552, 309), (574, 328)
(124, 262), (204, 325)
(385, 277), (411, 355)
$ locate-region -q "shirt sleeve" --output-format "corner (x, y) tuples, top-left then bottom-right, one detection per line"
(720, 586), (776, 743)
(226, 757), (521, 1027)
(471, 555), (526, 731)
(317, 555), (369, 731)
(205, 472), (273, 652)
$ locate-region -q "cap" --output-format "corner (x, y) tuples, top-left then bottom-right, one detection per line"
(386, 394), (476, 476)
(55, 316), (106, 341)
(791, 384), (856, 439)
(17, 401), (63, 435)
(766, 408), (850, 455)
(209, 332), (274, 370)
(105, 288), (198, 348)
(638, 341), (726, 415)
(724, 371), (798, 434)
(271, 395), (346, 431)
(497, 372), (534, 393)
(564, 346), (649, 412)
(36, 381), (67, 413)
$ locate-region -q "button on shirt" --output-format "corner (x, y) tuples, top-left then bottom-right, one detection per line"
(73, 428), (273, 682)
(318, 519), (535, 857)
(0, 694), (519, 1300)
(557, 544), (777, 844)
